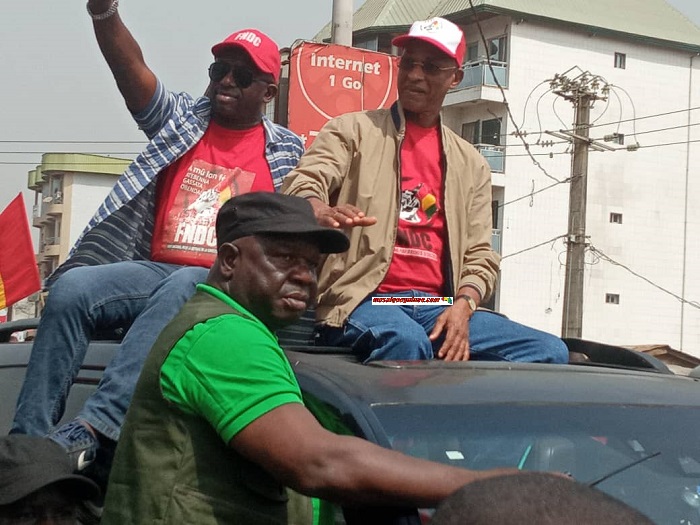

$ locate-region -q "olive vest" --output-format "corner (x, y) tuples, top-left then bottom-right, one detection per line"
(102, 290), (288, 524)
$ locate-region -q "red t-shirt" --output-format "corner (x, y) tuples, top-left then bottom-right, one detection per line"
(151, 122), (272, 267)
(378, 121), (446, 295)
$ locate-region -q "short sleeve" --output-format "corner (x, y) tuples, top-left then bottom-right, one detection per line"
(161, 314), (303, 443)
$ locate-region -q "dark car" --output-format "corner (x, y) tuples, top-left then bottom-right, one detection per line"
(2, 318), (700, 524)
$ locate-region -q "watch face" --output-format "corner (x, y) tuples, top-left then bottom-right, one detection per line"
(458, 295), (476, 310)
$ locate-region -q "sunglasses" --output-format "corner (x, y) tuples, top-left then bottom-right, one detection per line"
(208, 62), (268, 89)
(398, 57), (458, 75)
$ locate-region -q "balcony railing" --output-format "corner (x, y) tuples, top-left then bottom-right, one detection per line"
(452, 59), (508, 91)
(475, 144), (505, 173)
(492, 229), (502, 254)
(41, 237), (60, 252)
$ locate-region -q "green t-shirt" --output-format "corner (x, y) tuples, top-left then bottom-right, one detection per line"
(161, 284), (303, 443)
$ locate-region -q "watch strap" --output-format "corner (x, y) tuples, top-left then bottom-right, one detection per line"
(455, 294), (477, 312)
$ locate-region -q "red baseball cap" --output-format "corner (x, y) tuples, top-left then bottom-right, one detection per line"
(211, 29), (281, 82)
(392, 17), (466, 67)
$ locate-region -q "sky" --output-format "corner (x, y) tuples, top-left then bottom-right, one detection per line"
(1, 0), (699, 220)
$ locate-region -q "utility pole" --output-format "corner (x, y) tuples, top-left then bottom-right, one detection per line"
(331, 0), (353, 46)
(547, 68), (610, 338)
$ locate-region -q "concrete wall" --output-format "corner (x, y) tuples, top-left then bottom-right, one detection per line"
(63, 172), (122, 258)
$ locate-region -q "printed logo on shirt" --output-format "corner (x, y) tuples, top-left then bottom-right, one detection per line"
(165, 160), (255, 256)
(395, 183), (441, 262)
(399, 183), (440, 225)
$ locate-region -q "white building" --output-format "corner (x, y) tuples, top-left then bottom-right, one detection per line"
(27, 153), (130, 315)
(316, 0), (700, 354)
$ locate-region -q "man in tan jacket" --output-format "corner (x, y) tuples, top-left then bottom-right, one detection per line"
(283, 17), (568, 365)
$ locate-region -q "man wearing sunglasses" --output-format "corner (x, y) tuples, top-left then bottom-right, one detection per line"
(10, 0), (303, 505)
(284, 17), (569, 365)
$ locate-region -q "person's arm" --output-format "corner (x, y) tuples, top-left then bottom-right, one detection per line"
(87, 0), (157, 113)
(458, 156), (500, 301)
(430, 151), (498, 361)
(282, 117), (377, 229)
(231, 402), (518, 507)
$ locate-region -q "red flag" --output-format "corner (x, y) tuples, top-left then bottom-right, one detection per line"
(0, 194), (41, 310)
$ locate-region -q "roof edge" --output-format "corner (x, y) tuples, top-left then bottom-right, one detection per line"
(453, 5), (700, 54)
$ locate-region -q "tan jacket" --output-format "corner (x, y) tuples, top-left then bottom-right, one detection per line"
(283, 102), (499, 327)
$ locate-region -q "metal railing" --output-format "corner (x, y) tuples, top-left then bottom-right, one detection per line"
(492, 229), (502, 254)
(452, 59), (508, 91)
(475, 144), (506, 173)
(41, 237), (60, 250)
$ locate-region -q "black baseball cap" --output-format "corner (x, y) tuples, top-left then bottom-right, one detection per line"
(0, 435), (100, 505)
(216, 192), (350, 253)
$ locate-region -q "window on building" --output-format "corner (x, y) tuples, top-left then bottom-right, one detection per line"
(609, 212), (623, 224)
(49, 176), (63, 203)
(614, 52), (626, 69)
(605, 293), (620, 305)
(355, 36), (378, 51)
(467, 42), (479, 63)
(488, 36), (507, 63)
(462, 118), (502, 146)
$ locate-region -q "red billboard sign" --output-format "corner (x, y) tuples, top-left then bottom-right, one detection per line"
(287, 42), (398, 148)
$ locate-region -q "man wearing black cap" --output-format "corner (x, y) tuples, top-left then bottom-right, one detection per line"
(102, 192), (520, 524)
(11, 0), (303, 490)
(284, 17), (568, 365)
(0, 435), (100, 524)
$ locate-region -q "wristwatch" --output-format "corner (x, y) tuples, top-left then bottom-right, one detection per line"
(456, 294), (477, 313)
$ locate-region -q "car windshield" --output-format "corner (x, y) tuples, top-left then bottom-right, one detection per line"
(373, 404), (700, 524)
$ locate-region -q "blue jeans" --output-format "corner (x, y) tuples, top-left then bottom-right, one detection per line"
(11, 261), (209, 440)
(316, 291), (569, 364)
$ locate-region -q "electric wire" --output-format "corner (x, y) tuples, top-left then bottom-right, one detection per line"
(588, 244), (700, 309)
(501, 235), (567, 260)
(609, 85), (639, 144)
(561, 105), (700, 132)
(467, 0), (564, 184)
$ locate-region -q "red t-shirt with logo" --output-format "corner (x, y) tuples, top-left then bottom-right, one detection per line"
(378, 121), (446, 295)
(150, 122), (272, 267)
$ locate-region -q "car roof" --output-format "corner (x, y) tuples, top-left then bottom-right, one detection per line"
(286, 349), (700, 408)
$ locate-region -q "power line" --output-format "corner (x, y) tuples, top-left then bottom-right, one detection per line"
(588, 245), (700, 310)
(497, 179), (569, 209)
(0, 151), (142, 155)
(562, 105), (700, 132)
(501, 234), (566, 260)
(466, 0), (564, 184)
(8, 138), (697, 166)
(609, 85), (637, 142)
(591, 121), (700, 141)
(0, 140), (145, 144)
(634, 138), (700, 150)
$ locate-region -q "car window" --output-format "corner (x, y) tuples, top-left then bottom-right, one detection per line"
(373, 404), (700, 524)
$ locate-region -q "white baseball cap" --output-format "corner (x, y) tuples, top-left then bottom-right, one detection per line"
(392, 17), (466, 66)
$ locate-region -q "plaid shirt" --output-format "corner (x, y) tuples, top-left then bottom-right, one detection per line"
(48, 79), (304, 287)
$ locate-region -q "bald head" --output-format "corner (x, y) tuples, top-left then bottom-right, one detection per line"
(431, 473), (654, 525)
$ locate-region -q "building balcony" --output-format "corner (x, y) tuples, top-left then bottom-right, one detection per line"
(32, 204), (43, 227)
(42, 237), (61, 257)
(45, 202), (64, 216)
(492, 229), (502, 254)
(444, 59), (508, 106)
(475, 144), (505, 174)
(459, 59), (508, 89)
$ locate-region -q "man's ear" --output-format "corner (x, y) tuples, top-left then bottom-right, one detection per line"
(218, 242), (239, 277)
(451, 68), (464, 88)
(263, 83), (279, 104)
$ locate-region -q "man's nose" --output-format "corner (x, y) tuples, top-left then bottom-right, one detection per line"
(405, 62), (427, 79)
(291, 261), (317, 284)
